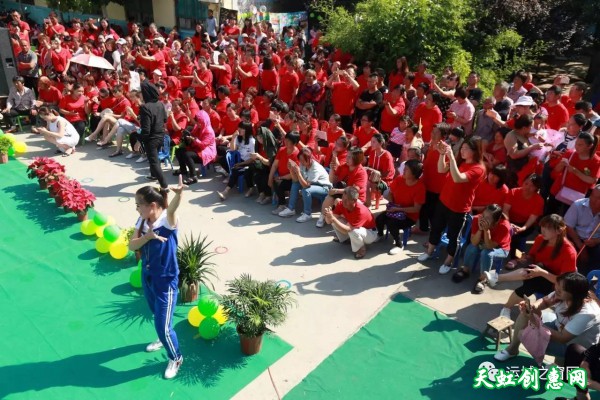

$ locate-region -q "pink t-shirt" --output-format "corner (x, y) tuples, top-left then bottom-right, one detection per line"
(449, 100), (475, 135)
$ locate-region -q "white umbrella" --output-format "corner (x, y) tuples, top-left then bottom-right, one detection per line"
(70, 53), (115, 70)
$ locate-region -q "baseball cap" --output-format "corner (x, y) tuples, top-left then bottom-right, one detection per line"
(514, 95), (535, 107)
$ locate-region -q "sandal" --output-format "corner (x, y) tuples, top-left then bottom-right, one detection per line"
(354, 248), (367, 259)
(109, 151), (123, 158)
(183, 177), (198, 185)
(451, 269), (470, 283)
(61, 152), (71, 157)
(471, 281), (485, 294)
(504, 260), (518, 270)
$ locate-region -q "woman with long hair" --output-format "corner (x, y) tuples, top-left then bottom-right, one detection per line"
(218, 121), (257, 201)
(31, 107), (79, 156)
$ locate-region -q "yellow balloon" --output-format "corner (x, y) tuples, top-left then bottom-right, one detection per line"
(214, 305), (228, 325)
(95, 225), (106, 238)
(187, 307), (205, 327)
(109, 241), (129, 260)
(95, 237), (111, 253)
(13, 142), (27, 153)
(80, 220), (97, 236)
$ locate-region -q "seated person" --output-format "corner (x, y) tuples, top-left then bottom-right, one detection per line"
(33, 76), (62, 121)
(472, 165), (509, 214)
(85, 85), (131, 144)
(399, 124), (423, 162)
(482, 214), (577, 319)
(218, 122), (256, 201)
(565, 185), (600, 276)
(322, 135), (349, 171)
(250, 126), (279, 205)
(319, 147), (368, 228)
(387, 115), (411, 161)
(278, 147), (332, 223)
(494, 272), (600, 365)
(483, 127), (508, 170)
(455, 204), (512, 291)
(1, 76), (35, 132)
(351, 111), (379, 151)
(502, 173), (545, 262)
(324, 186), (378, 259)
(396, 146), (422, 177)
(105, 90), (142, 157)
(269, 132), (300, 215)
(562, 340), (600, 400)
(165, 99), (189, 146)
(31, 107), (79, 156)
(173, 110), (216, 185)
(375, 159), (425, 255)
(364, 133), (395, 208)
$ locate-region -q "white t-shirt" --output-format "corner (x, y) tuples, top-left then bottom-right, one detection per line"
(237, 137), (256, 161)
(548, 293), (600, 348)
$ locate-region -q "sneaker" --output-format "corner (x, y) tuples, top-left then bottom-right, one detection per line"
(260, 196), (272, 205)
(164, 357), (183, 379)
(388, 246), (402, 255)
(499, 307), (511, 320)
(217, 191), (227, 201)
(136, 155), (148, 163)
(438, 264), (452, 274)
(417, 252), (432, 262)
(145, 339), (164, 352)
(245, 187), (255, 198)
(278, 207), (295, 217)
(271, 205), (287, 215)
(214, 165), (227, 176)
(316, 214), (325, 228)
(222, 177), (229, 184)
(126, 152), (136, 159)
(484, 270), (499, 287)
(493, 349), (517, 362)
(296, 213), (312, 223)
(256, 193), (265, 203)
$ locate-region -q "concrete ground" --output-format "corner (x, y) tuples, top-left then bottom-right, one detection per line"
(11, 130), (523, 399)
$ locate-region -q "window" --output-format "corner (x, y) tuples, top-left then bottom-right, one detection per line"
(176, 0), (208, 30)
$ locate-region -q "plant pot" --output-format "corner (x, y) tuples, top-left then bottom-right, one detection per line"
(55, 196), (64, 207)
(0, 153), (8, 164)
(39, 179), (48, 190)
(76, 211), (88, 221)
(48, 187), (55, 197)
(181, 281), (199, 303)
(237, 328), (264, 355)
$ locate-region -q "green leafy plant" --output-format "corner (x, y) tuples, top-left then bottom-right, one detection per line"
(122, 227), (136, 245)
(0, 136), (12, 154)
(221, 274), (296, 338)
(177, 234), (218, 289)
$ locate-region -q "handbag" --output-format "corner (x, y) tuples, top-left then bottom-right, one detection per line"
(518, 313), (551, 365)
(555, 152), (586, 205)
(386, 203), (406, 220)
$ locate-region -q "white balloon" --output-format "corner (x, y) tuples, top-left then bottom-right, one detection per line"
(259, 5), (267, 13)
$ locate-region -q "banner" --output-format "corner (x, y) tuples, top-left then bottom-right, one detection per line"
(269, 11), (307, 34)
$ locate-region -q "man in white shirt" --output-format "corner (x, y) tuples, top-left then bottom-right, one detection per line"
(565, 185), (600, 275)
(205, 9), (218, 42)
(1, 76), (36, 132)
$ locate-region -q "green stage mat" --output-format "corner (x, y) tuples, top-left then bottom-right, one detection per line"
(285, 294), (598, 400)
(0, 161), (292, 400)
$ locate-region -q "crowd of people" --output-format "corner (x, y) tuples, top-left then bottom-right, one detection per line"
(3, 8), (600, 384)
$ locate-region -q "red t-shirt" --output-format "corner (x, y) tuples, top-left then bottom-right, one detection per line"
(333, 201), (376, 229)
(222, 115), (241, 136)
(486, 143), (507, 165)
(182, 97), (200, 118)
(216, 97), (232, 120)
(380, 96), (405, 133)
(279, 70), (300, 105)
(550, 151), (600, 196)
(389, 177), (426, 221)
(39, 86), (63, 105)
(331, 81), (358, 116)
(367, 150), (395, 183)
(208, 109), (221, 132)
(50, 47), (71, 73)
(260, 69), (279, 93)
(412, 72), (432, 88)
(111, 97), (132, 116)
(335, 164), (368, 202)
(356, 74), (369, 94)
(353, 126), (378, 148)
(59, 95), (86, 122)
(193, 69), (213, 99)
(542, 102), (569, 130)
(471, 215), (512, 251)
(327, 126), (346, 143)
(323, 146), (348, 167)
(240, 63), (259, 93)
(178, 60), (196, 89)
(275, 146), (299, 176)
(504, 187), (544, 225)
(388, 71), (405, 92)
(254, 97), (271, 121)
(413, 103), (442, 143)
(439, 162), (485, 213)
(215, 63), (232, 88)
(473, 180), (509, 208)
(422, 148), (447, 194)
(166, 111), (188, 144)
(529, 235), (577, 276)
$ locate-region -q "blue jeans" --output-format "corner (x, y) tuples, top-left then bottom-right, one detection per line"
(288, 182), (329, 214)
(463, 244), (509, 272)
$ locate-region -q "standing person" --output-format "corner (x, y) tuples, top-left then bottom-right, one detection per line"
(16, 40), (39, 95)
(140, 81), (169, 190)
(128, 177), (186, 379)
(205, 9), (218, 42)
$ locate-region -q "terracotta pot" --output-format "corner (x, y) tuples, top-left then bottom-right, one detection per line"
(39, 179), (48, 190)
(237, 328), (264, 355)
(0, 153), (8, 164)
(76, 211), (88, 221)
(181, 282), (199, 303)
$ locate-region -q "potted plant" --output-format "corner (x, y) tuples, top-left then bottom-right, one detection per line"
(177, 234), (218, 303)
(49, 175), (73, 207)
(62, 186), (96, 221)
(27, 157), (65, 189)
(121, 227), (140, 261)
(221, 274), (296, 355)
(0, 136), (12, 164)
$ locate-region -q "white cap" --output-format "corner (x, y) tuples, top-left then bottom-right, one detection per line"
(514, 95), (534, 107)
(152, 69), (162, 76)
(116, 38), (126, 45)
(153, 36), (166, 44)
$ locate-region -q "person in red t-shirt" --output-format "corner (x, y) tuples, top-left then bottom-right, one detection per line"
(483, 214), (577, 315)
(181, 88), (201, 121)
(260, 56), (279, 94)
(48, 37), (71, 76)
(412, 61), (432, 88)
(269, 132), (300, 213)
(166, 99), (190, 145)
(209, 53), (233, 90)
(375, 159), (426, 254)
(34, 77), (63, 118)
(472, 165), (510, 214)
(352, 111), (379, 151)
(380, 86), (406, 134)
(278, 56), (300, 106)
(413, 91), (443, 143)
(326, 67), (360, 133)
(364, 133), (395, 207)
(215, 86), (232, 120)
(235, 50), (259, 94)
(325, 185), (377, 259)
(191, 57), (213, 100)
(419, 136), (486, 274)
(86, 85), (130, 143)
(542, 85), (570, 130)
(454, 204), (512, 288)
(58, 83), (86, 135)
(202, 98), (222, 133)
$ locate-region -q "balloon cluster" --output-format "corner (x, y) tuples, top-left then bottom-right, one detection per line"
(0, 131), (27, 155)
(80, 211), (130, 260)
(187, 294), (228, 340)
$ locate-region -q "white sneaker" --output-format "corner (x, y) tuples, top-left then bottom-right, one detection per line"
(278, 207), (295, 217)
(136, 155), (148, 163)
(417, 252), (432, 262)
(388, 246), (402, 255)
(214, 165), (227, 176)
(499, 307), (512, 320)
(271, 205), (287, 215)
(438, 264), (452, 274)
(296, 213), (312, 223)
(164, 357), (183, 379)
(484, 270), (499, 287)
(145, 339), (164, 352)
(256, 193), (265, 203)
(126, 152), (136, 159)
(316, 214), (325, 228)
(494, 349), (517, 362)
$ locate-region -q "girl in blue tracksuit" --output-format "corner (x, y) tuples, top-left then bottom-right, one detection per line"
(129, 176), (185, 379)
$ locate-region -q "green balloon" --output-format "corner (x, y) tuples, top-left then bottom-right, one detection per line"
(129, 269), (142, 288)
(103, 225), (121, 243)
(197, 295), (219, 317)
(198, 317), (220, 340)
(93, 212), (108, 226)
(8, 147), (15, 156)
(137, 260), (142, 270)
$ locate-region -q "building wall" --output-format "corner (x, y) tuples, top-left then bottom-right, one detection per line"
(152, 0), (176, 28)
(105, 3), (126, 21)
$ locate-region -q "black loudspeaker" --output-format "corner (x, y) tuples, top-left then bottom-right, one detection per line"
(0, 28), (18, 96)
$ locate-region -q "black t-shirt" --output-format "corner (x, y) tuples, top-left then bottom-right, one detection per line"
(467, 87), (483, 104)
(584, 343), (600, 380)
(494, 99), (512, 121)
(355, 89), (383, 122)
